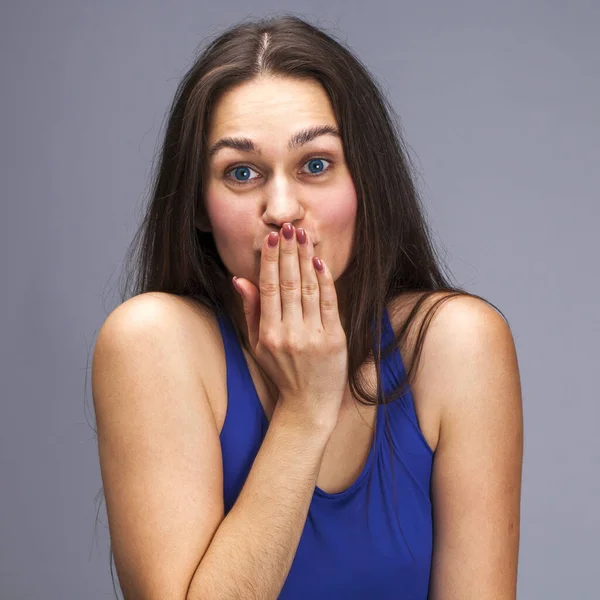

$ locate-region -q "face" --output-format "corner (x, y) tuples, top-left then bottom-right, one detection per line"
(201, 75), (357, 300)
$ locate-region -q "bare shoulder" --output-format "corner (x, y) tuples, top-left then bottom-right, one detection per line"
(405, 292), (516, 375)
(98, 291), (218, 341)
(93, 291), (225, 420)
(387, 292), (516, 453)
(387, 291), (512, 373)
(95, 292), (221, 371)
(418, 293), (520, 413)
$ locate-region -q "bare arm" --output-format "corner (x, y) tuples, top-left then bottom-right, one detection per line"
(92, 294), (332, 600)
(421, 297), (523, 599)
(186, 403), (330, 599)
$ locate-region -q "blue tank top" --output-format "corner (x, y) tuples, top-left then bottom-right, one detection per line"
(216, 305), (434, 599)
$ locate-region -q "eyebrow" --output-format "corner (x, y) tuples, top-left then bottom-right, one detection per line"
(207, 125), (341, 158)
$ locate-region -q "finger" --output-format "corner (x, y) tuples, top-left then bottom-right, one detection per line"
(296, 228), (321, 328)
(313, 255), (343, 332)
(232, 277), (261, 353)
(279, 223), (302, 324)
(259, 230), (282, 332)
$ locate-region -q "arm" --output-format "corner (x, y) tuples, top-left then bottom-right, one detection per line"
(92, 294), (331, 600)
(186, 404), (330, 599)
(421, 297), (523, 599)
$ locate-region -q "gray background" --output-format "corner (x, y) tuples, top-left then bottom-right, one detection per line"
(1, 1), (598, 598)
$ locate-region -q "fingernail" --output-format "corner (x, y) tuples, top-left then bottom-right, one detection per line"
(296, 228), (307, 245)
(282, 223), (294, 240)
(268, 232), (279, 247)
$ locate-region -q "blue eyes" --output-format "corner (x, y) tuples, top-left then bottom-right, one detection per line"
(224, 157), (332, 186)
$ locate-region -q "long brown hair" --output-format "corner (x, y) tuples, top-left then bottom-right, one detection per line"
(93, 13), (507, 598)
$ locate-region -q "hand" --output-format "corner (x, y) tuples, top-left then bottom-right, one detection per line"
(232, 223), (348, 433)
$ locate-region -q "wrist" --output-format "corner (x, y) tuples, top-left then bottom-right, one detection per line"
(271, 402), (336, 442)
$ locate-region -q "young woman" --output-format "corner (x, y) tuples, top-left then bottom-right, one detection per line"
(92, 15), (523, 600)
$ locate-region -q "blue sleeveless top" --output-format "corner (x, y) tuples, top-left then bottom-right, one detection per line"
(215, 305), (434, 599)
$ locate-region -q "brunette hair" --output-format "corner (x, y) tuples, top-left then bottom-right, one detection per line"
(93, 13), (506, 598)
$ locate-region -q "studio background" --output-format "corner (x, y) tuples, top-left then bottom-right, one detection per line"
(1, 1), (597, 598)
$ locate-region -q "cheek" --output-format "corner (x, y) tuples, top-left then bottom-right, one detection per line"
(318, 179), (357, 231)
(205, 187), (254, 239)
(203, 189), (259, 279)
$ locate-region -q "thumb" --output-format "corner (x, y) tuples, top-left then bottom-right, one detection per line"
(232, 277), (260, 351)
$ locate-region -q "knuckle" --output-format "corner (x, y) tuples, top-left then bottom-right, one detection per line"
(281, 335), (302, 352)
(320, 297), (338, 311)
(259, 334), (278, 351)
(260, 282), (279, 296)
(301, 281), (319, 296)
(280, 339), (294, 352)
(279, 279), (298, 293)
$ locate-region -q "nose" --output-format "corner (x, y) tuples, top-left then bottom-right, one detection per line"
(263, 176), (305, 231)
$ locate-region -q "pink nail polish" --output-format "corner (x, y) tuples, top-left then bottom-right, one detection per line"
(282, 223), (294, 240)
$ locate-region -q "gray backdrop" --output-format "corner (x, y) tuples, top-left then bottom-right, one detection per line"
(1, 1), (598, 598)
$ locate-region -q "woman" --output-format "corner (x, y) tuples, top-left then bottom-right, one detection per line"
(92, 15), (523, 600)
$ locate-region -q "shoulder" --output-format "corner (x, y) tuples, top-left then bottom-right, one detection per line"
(97, 292), (218, 346)
(387, 291), (515, 374)
(413, 292), (517, 381)
(394, 291), (521, 426)
(387, 291), (520, 448)
(92, 292), (227, 427)
(429, 294), (520, 427)
(93, 292), (222, 388)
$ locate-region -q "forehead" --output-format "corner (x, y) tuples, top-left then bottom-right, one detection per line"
(206, 76), (338, 142)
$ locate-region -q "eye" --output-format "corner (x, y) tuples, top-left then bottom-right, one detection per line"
(301, 158), (331, 176)
(225, 165), (259, 185)
(224, 157), (333, 186)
